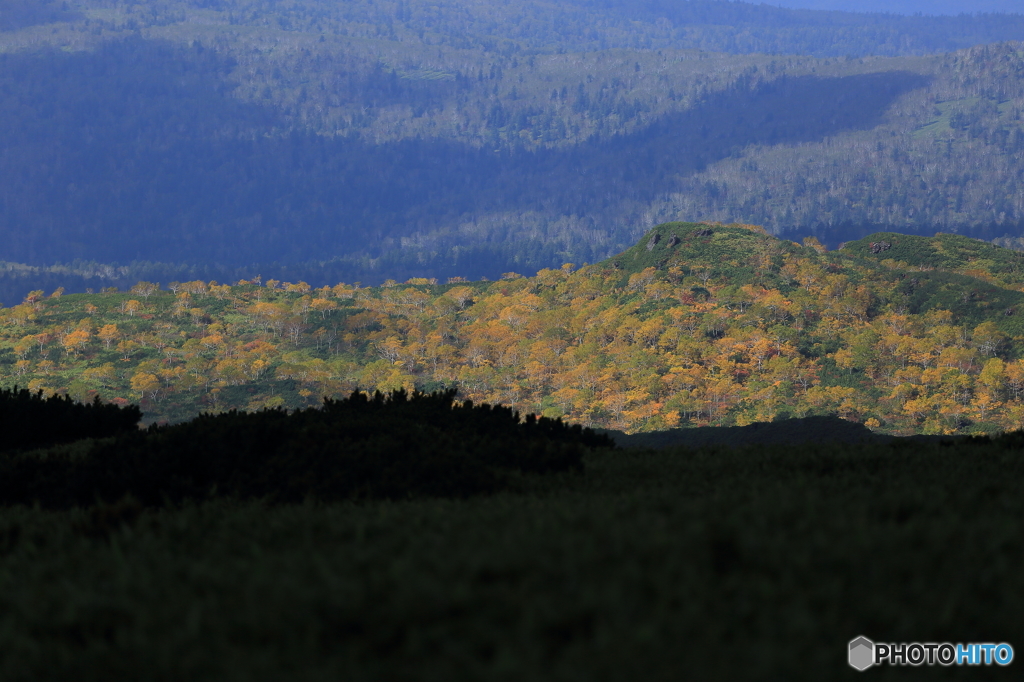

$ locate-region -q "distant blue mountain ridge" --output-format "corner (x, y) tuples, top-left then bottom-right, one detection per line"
(767, 1), (1021, 16)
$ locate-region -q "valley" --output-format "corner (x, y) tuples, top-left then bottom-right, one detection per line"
(1, 1), (1024, 283)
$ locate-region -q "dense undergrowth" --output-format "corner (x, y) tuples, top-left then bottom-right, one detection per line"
(1, 430), (1023, 680)
(2, 383), (1023, 679)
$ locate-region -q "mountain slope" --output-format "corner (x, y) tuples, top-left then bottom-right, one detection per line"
(2, 4), (1024, 281)
(4, 223), (1024, 437)
(11, 0), (1024, 57)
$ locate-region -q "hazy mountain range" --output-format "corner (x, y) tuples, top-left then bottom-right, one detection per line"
(2, 0), (1024, 289)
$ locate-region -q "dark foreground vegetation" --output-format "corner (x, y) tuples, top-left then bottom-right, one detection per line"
(0, 386), (140, 453)
(0, 389), (606, 509)
(1, 390), (1023, 680)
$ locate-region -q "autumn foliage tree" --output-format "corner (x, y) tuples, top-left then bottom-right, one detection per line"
(3, 223), (1024, 435)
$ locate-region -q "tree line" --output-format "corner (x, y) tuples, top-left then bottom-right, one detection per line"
(0, 387), (607, 509)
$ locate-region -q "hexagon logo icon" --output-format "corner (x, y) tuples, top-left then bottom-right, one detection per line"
(849, 636), (875, 671)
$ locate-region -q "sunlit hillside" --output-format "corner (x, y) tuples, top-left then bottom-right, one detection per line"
(3, 222), (1024, 435)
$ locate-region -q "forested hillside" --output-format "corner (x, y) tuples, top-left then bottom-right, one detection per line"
(8, 0), (1024, 57)
(5, 222), (1024, 436)
(2, 2), (1024, 287)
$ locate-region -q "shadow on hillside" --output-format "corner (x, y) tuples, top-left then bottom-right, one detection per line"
(599, 414), (964, 451)
(526, 70), (932, 213)
(0, 39), (928, 273)
(652, 71), (929, 155)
